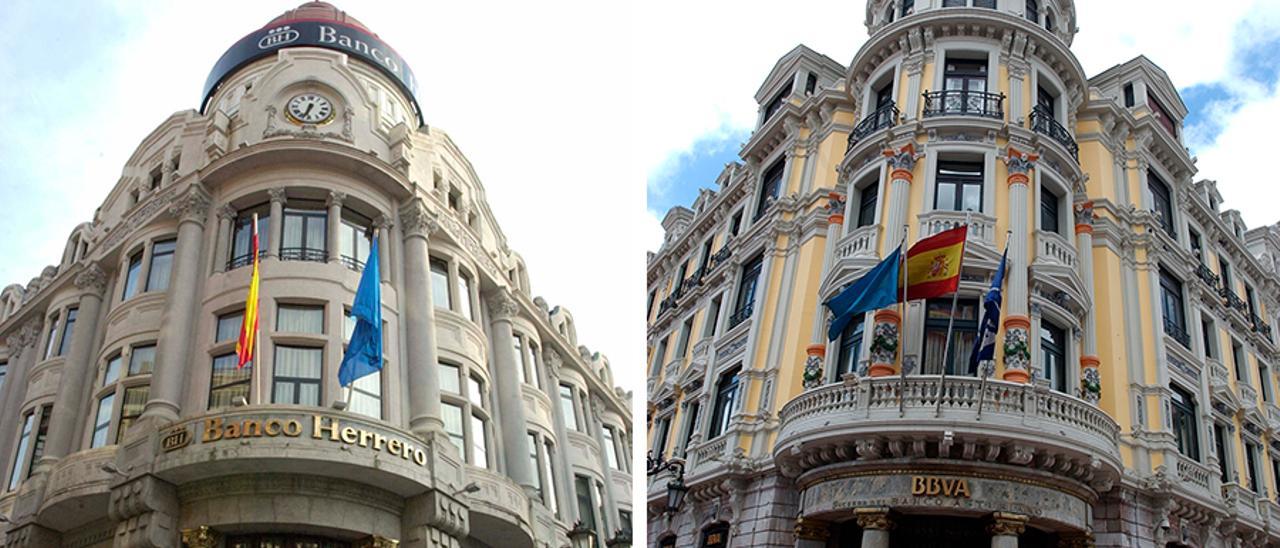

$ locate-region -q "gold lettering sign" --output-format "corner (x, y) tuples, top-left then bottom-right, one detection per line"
(911, 476), (971, 498)
(161, 426), (191, 452)
(170, 413), (428, 467)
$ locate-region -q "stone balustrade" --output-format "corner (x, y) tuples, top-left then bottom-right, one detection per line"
(918, 210), (997, 247)
(1175, 454), (1213, 493)
(834, 225), (881, 260)
(1034, 230), (1078, 269)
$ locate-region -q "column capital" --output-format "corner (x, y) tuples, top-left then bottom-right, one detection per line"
(544, 349), (563, 378)
(216, 204), (238, 221)
(268, 187), (288, 204)
(1002, 146), (1039, 185)
(399, 198), (440, 239)
(854, 507), (894, 530)
(488, 289), (519, 321)
(72, 262), (108, 295)
(1074, 201), (1096, 234)
(827, 192), (846, 225)
(883, 143), (923, 181)
(794, 516), (832, 541)
(987, 512), (1029, 536)
(168, 185), (211, 225)
(181, 526), (221, 548)
(374, 214), (394, 230)
(327, 190), (347, 208)
(6, 318), (43, 359)
(355, 535), (400, 548)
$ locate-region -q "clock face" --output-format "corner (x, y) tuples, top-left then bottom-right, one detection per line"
(286, 93), (334, 125)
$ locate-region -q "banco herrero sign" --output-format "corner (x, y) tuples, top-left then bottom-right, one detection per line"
(162, 413), (429, 467)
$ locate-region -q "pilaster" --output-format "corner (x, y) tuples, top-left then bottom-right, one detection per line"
(1001, 147), (1037, 384)
(40, 262), (108, 465)
(267, 188), (287, 258)
(400, 198), (445, 439)
(488, 288), (537, 490)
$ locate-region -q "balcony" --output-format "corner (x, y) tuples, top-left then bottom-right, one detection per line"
(834, 225), (881, 261)
(774, 376), (1121, 491)
(1029, 106), (1079, 160)
(1195, 263), (1219, 289)
(338, 254), (365, 272)
(847, 103), (900, 151)
(280, 246), (326, 262)
(1033, 230), (1077, 269)
(918, 210), (997, 248)
(1163, 318), (1191, 349)
(1239, 383), (1259, 409)
(728, 301), (754, 329)
(1223, 288), (1247, 313)
(226, 249), (268, 271)
(922, 90), (1004, 120)
(1174, 453), (1214, 494)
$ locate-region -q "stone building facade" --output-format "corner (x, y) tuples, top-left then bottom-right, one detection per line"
(646, 1), (1280, 546)
(0, 3), (633, 547)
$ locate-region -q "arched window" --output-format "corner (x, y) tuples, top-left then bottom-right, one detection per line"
(1025, 0), (1039, 23)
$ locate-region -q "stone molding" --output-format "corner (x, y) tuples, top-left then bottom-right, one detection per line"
(399, 199), (440, 239)
(987, 512), (1029, 536)
(180, 526), (220, 548)
(268, 187), (288, 204)
(328, 190), (347, 208)
(107, 474), (180, 548)
(488, 290), (519, 321)
(73, 262), (108, 295)
(854, 507), (893, 531)
(168, 185), (212, 226)
(793, 516), (831, 540)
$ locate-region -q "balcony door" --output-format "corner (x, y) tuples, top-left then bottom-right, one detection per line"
(943, 58), (987, 114)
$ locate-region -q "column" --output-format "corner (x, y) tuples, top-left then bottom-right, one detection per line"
(400, 198), (444, 438)
(794, 517), (830, 548)
(0, 319), (43, 482)
(903, 55), (925, 121)
(544, 350), (580, 525)
(267, 188), (286, 258)
(867, 145), (921, 378)
(1001, 147), (1037, 383)
(375, 215), (393, 284)
(854, 507), (893, 548)
(1075, 201), (1101, 404)
(141, 186), (210, 423)
(1008, 60), (1028, 124)
(987, 512), (1028, 548)
(805, 192), (845, 388)
(587, 396), (620, 533)
(327, 191), (346, 263)
(489, 289), (536, 490)
(213, 205), (235, 273)
(38, 263), (107, 465)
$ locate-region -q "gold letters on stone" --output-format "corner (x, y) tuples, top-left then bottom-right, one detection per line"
(910, 475), (972, 498)
(164, 413), (428, 467)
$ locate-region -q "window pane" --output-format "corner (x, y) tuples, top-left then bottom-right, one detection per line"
(431, 259), (451, 310)
(575, 476), (596, 529)
(217, 312), (244, 342)
(91, 393), (115, 448)
(57, 308), (77, 356)
(350, 370), (381, 419)
(209, 353), (251, 409)
(272, 346), (322, 406)
(528, 433), (543, 498)
(146, 239), (176, 291)
(442, 403), (465, 456)
(936, 182), (956, 210)
(470, 414), (488, 468)
(118, 385), (149, 443)
(467, 376), (484, 408)
(560, 384), (579, 431)
(277, 305), (324, 334)
(528, 343), (542, 389)
(603, 427), (619, 469)
(440, 363), (461, 394)
(514, 336), (526, 384)
(128, 345), (156, 376)
(543, 441), (559, 514)
(8, 412), (34, 490)
(122, 253), (143, 299)
(458, 273), (473, 321)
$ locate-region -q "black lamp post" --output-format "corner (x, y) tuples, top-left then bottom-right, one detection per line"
(647, 451), (688, 513)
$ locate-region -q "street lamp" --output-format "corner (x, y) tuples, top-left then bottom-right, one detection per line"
(647, 451), (688, 513)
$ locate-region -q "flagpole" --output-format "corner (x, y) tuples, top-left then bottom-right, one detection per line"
(898, 224), (909, 418)
(935, 212), (971, 416)
(975, 230), (1012, 420)
(253, 213), (263, 407)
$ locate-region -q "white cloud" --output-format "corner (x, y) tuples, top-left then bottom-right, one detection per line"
(1195, 87), (1280, 228)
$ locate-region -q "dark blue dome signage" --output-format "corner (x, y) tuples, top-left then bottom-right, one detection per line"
(201, 20), (422, 124)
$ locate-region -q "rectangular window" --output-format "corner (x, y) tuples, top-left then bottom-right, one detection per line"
(729, 210), (743, 236)
(857, 181), (879, 228)
(91, 393), (115, 448)
(543, 440), (560, 515)
(57, 308), (77, 356)
(705, 296), (723, 338)
(281, 206), (327, 261)
(709, 367), (741, 439)
(1170, 385), (1200, 461)
(560, 384), (581, 431)
(128, 345), (156, 376)
(575, 475), (597, 530)
(1148, 91), (1178, 138)
(145, 239), (176, 291)
(230, 208), (270, 269)
(1148, 173), (1175, 237)
(117, 385), (149, 443)
(1041, 322), (1067, 392)
(467, 375), (484, 408)
(1233, 341), (1248, 384)
(527, 433), (543, 499)
(733, 254), (764, 326)
(923, 299), (980, 375)
(8, 411), (34, 491)
(681, 402), (701, 456)
(1040, 186), (1060, 234)
(457, 272), (474, 321)
(272, 346), (322, 406)
(674, 317), (694, 360)
(26, 406), (51, 477)
(1123, 83), (1135, 107)
(514, 335), (527, 384)
(122, 251), (143, 300)
(935, 160), (983, 212)
(1189, 228), (1203, 261)
(43, 315), (58, 360)
(350, 370), (381, 419)
(527, 342), (542, 390)
(652, 415), (671, 457)
(755, 159), (785, 220)
(216, 312), (244, 343)
(431, 259), (451, 310)
(762, 82), (792, 123)
(440, 363), (461, 394)
(338, 217), (372, 269)
(804, 73), (818, 95)
(1215, 423), (1230, 483)
(1262, 362), (1274, 403)
(276, 305), (324, 334)
(209, 353), (251, 409)
(1159, 269), (1187, 347)
(1201, 319), (1217, 360)
(603, 426), (620, 469)
(442, 402), (465, 456)
(1220, 257), (1233, 291)
(105, 354), (123, 385)
(650, 336), (668, 376)
(837, 316), (866, 378)
(1247, 442), (1261, 493)
(698, 238), (715, 271)
(470, 414), (488, 468)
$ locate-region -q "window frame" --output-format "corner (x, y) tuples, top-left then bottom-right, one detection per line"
(144, 238), (177, 292)
(1170, 385), (1200, 461)
(933, 159), (984, 213)
(708, 366), (741, 439)
(271, 345), (323, 406)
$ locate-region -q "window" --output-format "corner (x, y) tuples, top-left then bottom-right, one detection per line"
(857, 181), (879, 228)
(652, 415), (671, 457)
(43, 315), (58, 360)
(1214, 423), (1231, 483)
(1040, 185), (1061, 234)
(681, 402), (701, 456)
(650, 335), (668, 376)
(973, 0), (995, 7)
(277, 305), (324, 334)
(1201, 319), (1217, 359)
(229, 207), (270, 269)
(26, 406), (51, 477)
(804, 73), (818, 95)
(1220, 256), (1234, 292)
(145, 239), (176, 291)
(543, 440), (560, 515)
(1247, 286), (1258, 317)
(102, 354), (122, 384)
(457, 272), (474, 321)
(527, 342), (542, 390)
(1233, 341), (1247, 384)
(732, 254), (764, 327)
(117, 386), (148, 443)
(575, 475), (597, 532)
(440, 362), (461, 394)
(755, 160), (785, 220)
(338, 216), (372, 270)
(57, 308), (77, 357)
(836, 316), (866, 378)
(217, 312), (244, 343)
(0, 362), (6, 393)
(1041, 322), (1067, 392)
(442, 402), (464, 456)
(467, 375), (484, 408)
(674, 316), (694, 360)
(1044, 9), (1055, 30)
(708, 367), (741, 438)
(272, 346), (322, 406)
(935, 160), (983, 212)
(122, 250), (143, 300)
(940, 58), (990, 116)
(1025, 0), (1039, 22)
(1123, 83), (1135, 108)
(1170, 385), (1199, 461)
(91, 393), (114, 448)
(430, 259), (451, 310)
(923, 299), (980, 375)
(1189, 228), (1203, 261)
(469, 413), (488, 468)
(761, 82), (792, 123)
(900, 0), (913, 16)
(1261, 362), (1273, 403)
(729, 210), (743, 236)
(1247, 442), (1261, 493)
(705, 296), (723, 338)
(527, 433), (542, 498)
(514, 335), (529, 384)
(128, 344), (156, 376)
(603, 426), (621, 469)
(209, 353), (250, 409)
(1148, 92), (1177, 138)
(698, 238), (715, 271)
(1159, 269), (1187, 347)
(149, 167), (162, 190)
(560, 384), (581, 431)
(281, 205), (327, 261)
(8, 411), (34, 491)
(942, 0), (964, 5)
(1148, 173), (1175, 236)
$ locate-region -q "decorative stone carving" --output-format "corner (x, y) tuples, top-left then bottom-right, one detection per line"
(6, 318), (42, 359)
(854, 507), (893, 531)
(356, 535), (400, 548)
(168, 186), (211, 225)
(793, 517), (831, 541)
(826, 192), (846, 224)
(883, 143), (923, 177)
(1002, 321), (1031, 382)
(73, 262), (108, 294)
(328, 190), (347, 208)
(108, 475), (180, 548)
(1003, 146), (1039, 181)
(399, 199), (440, 239)
(868, 310), (900, 377)
(988, 512), (1029, 537)
(343, 107), (356, 142)
(180, 526), (220, 548)
(488, 290), (519, 321)
(374, 214), (394, 231)
(216, 204), (237, 221)
(268, 187), (288, 204)
(802, 344), (825, 389)
(543, 350), (562, 379)
(1081, 356), (1102, 404)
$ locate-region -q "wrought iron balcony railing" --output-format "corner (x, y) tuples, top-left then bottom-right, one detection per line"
(280, 247), (327, 263)
(1164, 318), (1191, 349)
(728, 301), (754, 329)
(922, 90), (1004, 119)
(1029, 106), (1079, 160)
(226, 250), (268, 271)
(339, 255), (365, 272)
(1196, 263), (1219, 289)
(847, 103), (900, 151)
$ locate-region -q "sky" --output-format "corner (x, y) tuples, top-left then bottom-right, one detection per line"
(639, 0), (1280, 250)
(0, 1), (648, 397)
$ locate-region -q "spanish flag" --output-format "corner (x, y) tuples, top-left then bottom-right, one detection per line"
(904, 226), (967, 301)
(235, 214), (261, 368)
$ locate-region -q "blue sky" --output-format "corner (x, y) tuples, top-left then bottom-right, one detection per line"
(640, 0), (1280, 244)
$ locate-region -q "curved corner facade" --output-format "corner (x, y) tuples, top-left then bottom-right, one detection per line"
(0, 3), (633, 548)
(646, 0), (1280, 546)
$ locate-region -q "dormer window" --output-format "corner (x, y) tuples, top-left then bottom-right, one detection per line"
(1123, 83), (1135, 107)
(1148, 92), (1177, 138)
(804, 73), (818, 95)
(762, 81), (792, 123)
(149, 167), (162, 190)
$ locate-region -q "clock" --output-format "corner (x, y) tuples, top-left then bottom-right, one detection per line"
(285, 93), (334, 125)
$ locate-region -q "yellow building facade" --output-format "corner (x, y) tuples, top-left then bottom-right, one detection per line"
(646, 1), (1280, 547)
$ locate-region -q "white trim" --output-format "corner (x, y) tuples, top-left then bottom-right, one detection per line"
(922, 143), (997, 214)
(930, 40), (1001, 95)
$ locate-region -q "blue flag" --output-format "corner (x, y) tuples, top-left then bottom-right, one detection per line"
(339, 236), (382, 387)
(825, 246), (902, 341)
(968, 246), (1007, 374)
